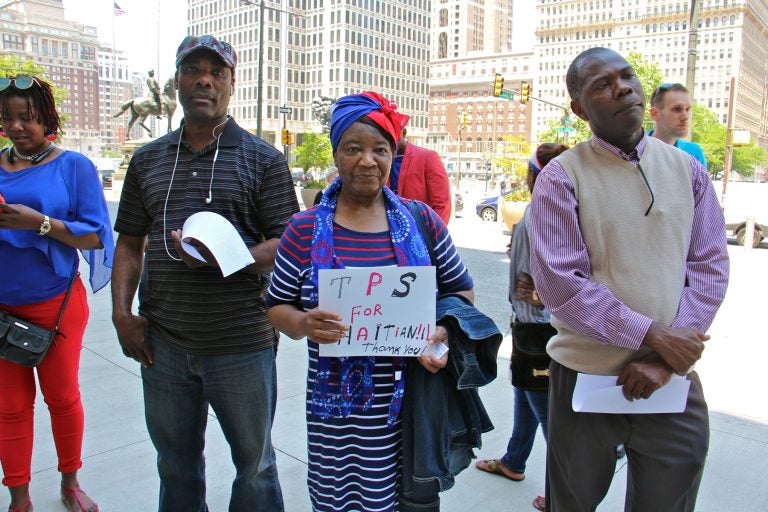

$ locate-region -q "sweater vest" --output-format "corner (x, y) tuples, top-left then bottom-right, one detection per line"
(548, 137), (693, 374)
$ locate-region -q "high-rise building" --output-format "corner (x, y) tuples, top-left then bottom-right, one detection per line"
(97, 46), (144, 150)
(0, 0), (101, 156)
(428, 0), (536, 178)
(533, 0), (768, 148)
(187, 0), (431, 149)
(428, 53), (534, 181)
(431, 0), (514, 59)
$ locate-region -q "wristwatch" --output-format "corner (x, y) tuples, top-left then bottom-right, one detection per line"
(38, 215), (51, 236)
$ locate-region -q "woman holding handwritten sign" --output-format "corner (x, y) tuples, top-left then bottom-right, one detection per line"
(267, 92), (475, 512)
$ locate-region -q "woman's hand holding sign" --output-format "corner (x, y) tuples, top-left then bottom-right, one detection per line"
(303, 308), (350, 344)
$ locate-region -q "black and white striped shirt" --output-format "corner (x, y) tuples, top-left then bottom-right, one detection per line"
(114, 118), (300, 354)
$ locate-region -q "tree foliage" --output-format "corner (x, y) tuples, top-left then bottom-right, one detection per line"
(294, 131), (332, 176)
(732, 141), (768, 178)
(689, 104), (767, 179)
(536, 114), (591, 146)
(690, 104), (726, 177)
(625, 51), (665, 131)
(492, 135), (531, 200)
(0, 55), (69, 148)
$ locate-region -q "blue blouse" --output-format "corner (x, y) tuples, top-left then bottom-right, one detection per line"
(0, 150), (114, 305)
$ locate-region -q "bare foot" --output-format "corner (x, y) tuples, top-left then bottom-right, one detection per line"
(61, 487), (99, 512)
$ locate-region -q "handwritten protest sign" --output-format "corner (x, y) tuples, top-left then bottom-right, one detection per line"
(318, 266), (436, 357)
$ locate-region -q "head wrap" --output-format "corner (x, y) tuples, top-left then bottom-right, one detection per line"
(329, 91), (410, 152)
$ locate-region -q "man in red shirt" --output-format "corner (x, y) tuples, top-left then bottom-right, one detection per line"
(389, 126), (452, 224)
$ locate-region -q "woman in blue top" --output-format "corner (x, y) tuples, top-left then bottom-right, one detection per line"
(0, 76), (113, 512)
(267, 92), (474, 512)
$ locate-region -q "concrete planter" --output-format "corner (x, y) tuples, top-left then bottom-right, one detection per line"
(500, 200), (528, 231)
(300, 187), (323, 209)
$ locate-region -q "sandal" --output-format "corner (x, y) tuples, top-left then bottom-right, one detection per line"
(8, 497), (31, 512)
(532, 495), (546, 511)
(61, 487), (98, 512)
(474, 458), (525, 481)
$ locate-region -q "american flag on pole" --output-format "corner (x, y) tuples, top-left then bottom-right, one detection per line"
(113, 2), (126, 16)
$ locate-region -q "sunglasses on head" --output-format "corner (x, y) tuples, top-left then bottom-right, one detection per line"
(651, 82), (677, 103)
(0, 76), (41, 92)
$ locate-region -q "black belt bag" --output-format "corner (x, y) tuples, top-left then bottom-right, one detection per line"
(0, 275), (77, 368)
(510, 322), (556, 391)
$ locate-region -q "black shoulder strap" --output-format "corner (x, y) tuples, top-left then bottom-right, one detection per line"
(53, 273), (79, 333)
(406, 200), (436, 266)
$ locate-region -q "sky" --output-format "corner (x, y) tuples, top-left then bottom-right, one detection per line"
(62, 0), (187, 83)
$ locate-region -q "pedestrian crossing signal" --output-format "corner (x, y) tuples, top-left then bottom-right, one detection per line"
(493, 74), (504, 97)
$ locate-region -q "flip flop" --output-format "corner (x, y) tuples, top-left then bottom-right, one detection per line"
(474, 458), (525, 481)
(532, 495), (546, 511)
(61, 487), (99, 512)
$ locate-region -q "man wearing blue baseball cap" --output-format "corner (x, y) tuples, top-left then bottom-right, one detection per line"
(112, 34), (298, 511)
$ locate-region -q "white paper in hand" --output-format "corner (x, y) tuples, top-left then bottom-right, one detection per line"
(181, 212), (255, 277)
(572, 373), (691, 414)
(423, 342), (449, 359)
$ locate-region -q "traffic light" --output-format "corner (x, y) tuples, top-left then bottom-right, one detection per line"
(493, 73), (504, 97)
(287, 133), (295, 145)
(520, 81), (530, 103)
(281, 128), (289, 145)
(460, 111), (468, 129)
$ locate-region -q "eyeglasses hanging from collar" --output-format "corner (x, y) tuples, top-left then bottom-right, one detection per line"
(636, 164), (655, 216)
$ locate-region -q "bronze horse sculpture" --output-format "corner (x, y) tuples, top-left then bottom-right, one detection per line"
(113, 77), (177, 138)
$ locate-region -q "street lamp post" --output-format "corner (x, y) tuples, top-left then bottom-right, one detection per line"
(240, 0), (266, 139)
(240, 0), (305, 141)
(256, 0), (265, 138)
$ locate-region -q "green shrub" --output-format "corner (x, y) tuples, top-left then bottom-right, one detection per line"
(503, 188), (531, 202)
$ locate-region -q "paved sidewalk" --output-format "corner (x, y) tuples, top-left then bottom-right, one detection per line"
(5, 206), (768, 511)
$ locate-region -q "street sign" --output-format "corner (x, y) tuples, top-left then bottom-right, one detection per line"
(279, 106), (292, 114)
(499, 90), (515, 100)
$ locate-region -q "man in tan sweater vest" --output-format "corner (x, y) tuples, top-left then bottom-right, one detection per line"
(529, 48), (729, 511)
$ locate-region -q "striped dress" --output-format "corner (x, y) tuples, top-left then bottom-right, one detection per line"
(267, 202), (473, 512)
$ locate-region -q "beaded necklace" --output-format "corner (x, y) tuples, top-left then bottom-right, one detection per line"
(6, 143), (55, 164)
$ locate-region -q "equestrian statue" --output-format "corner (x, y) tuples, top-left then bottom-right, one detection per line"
(114, 75), (177, 138)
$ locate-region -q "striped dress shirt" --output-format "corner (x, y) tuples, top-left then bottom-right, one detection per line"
(529, 135), (729, 352)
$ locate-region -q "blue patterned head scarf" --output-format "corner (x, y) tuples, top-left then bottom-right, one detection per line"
(308, 178), (432, 427)
(329, 91), (410, 152)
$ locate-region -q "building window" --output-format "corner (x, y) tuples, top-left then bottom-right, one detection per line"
(3, 34), (24, 51)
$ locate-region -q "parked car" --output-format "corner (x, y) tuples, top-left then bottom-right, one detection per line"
(475, 190), (529, 230)
(454, 192), (464, 215)
(100, 169), (114, 190)
(726, 220), (766, 248)
(475, 194), (501, 222)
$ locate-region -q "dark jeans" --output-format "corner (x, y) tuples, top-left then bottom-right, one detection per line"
(142, 333), (284, 512)
(501, 387), (548, 474)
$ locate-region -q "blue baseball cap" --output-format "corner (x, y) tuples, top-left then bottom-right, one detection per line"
(175, 35), (237, 70)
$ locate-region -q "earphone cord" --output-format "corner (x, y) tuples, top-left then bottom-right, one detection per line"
(206, 115), (230, 203)
(162, 116), (230, 261)
(163, 125), (185, 261)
